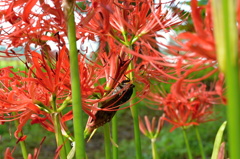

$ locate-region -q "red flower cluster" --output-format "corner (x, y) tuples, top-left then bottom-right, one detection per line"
(0, 0), (227, 158)
(162, 81), (222, 131)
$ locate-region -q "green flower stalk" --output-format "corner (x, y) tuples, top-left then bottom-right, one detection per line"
(62, 0), (86, 158)
(139, 115), (165, 159)
(51, 94), (71, 159)
(194, 126), (206, 159)
(103, 124), (111, 159)
(112, 115), (119, 159)
(13, 113), (28, 159)
(128, 62), (142, 159)
(182, 127), (193, 159)
(212, 1), (240, 159)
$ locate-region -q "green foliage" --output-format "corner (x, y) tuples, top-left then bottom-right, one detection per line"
(0, 122), (56, 159)
(0, 61), (25, 70)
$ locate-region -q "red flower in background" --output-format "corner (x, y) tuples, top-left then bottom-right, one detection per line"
(177, 0), (240, 62)
(162, 81), (222, 131)
(139, 114), (165, 139)
(177, 0), (216, 60)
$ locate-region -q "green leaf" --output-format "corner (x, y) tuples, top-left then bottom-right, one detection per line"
(211, 121), (227, 159)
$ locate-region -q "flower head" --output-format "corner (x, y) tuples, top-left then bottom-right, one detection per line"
(139, 114), (165, 139)
(162, 81), (221, 131)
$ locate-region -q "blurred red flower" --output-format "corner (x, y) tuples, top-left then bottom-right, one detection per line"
(162, 80), (222, 131)
(177, 0), (216, 60)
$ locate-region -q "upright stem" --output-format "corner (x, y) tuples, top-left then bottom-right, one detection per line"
(225, 38), (240, 159)
(151, 138), (160, 159)
(128, 59), (142, 159)
(103, 123), (111, 159)
(212, 1), (240, 159)
(63, 0), (86, 158)
(52, 113), (67, 159)
(182, 128), (193, 159)
(51, 94), (68, 159)
(112, 115), (119, 159)
(13, 113), (28, 159)
(194, 126), (206, 159)
(18, 138), (28, 159)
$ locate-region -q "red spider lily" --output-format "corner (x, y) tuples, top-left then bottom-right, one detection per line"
(0, 44), (142, 140)
(139, 114), (165, 139)
(177, 0), (216, 60)
(0, 0), (66, 59)
(177, 0), (239, 63)
(1, 0), (187, 84)
(80, 0), (182, 38)
(78, 0), (183, 55)
(178, 0), (216, 61)
(161, 81), (222, 131)
(0, 46), (105, 138)
(0, 65), (56, 139)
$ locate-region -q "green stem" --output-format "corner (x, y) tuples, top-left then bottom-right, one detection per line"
(212, 1), (240, 159)
(57, 96), (72, 113)
(103, 123), (111, 159)
(51, 94), (68, 159)
(130, 90), (142, 159)
(194, 126), (206, 159)
(63, 0), (86, 158)
(223, 1), (240, 158)
(182, 128), (193, 159)
(13, 113), (28, 159)
(52, 113), (67, 159)
(151, 138), (159, 159)
(112, 114), (118, 159)
(127, 46), (142, 159)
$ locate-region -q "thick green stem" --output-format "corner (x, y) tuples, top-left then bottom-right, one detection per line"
(103, 123), (111, 159)
(182, 128), (193, 159)
(223, 1), (240, 157)
(63, 0), (86, 158)
(194, 126), (206, 159)
(212, 1), (240, 159)
(112, 114), (118, 159)
(151, 139), (160, 159)
(13, 113), (28, 159)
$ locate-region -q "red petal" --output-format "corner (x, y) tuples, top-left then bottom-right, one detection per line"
(22, 0), (38, 23)
(4, 148), (14, 159)
(191, 0), (205, 36)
